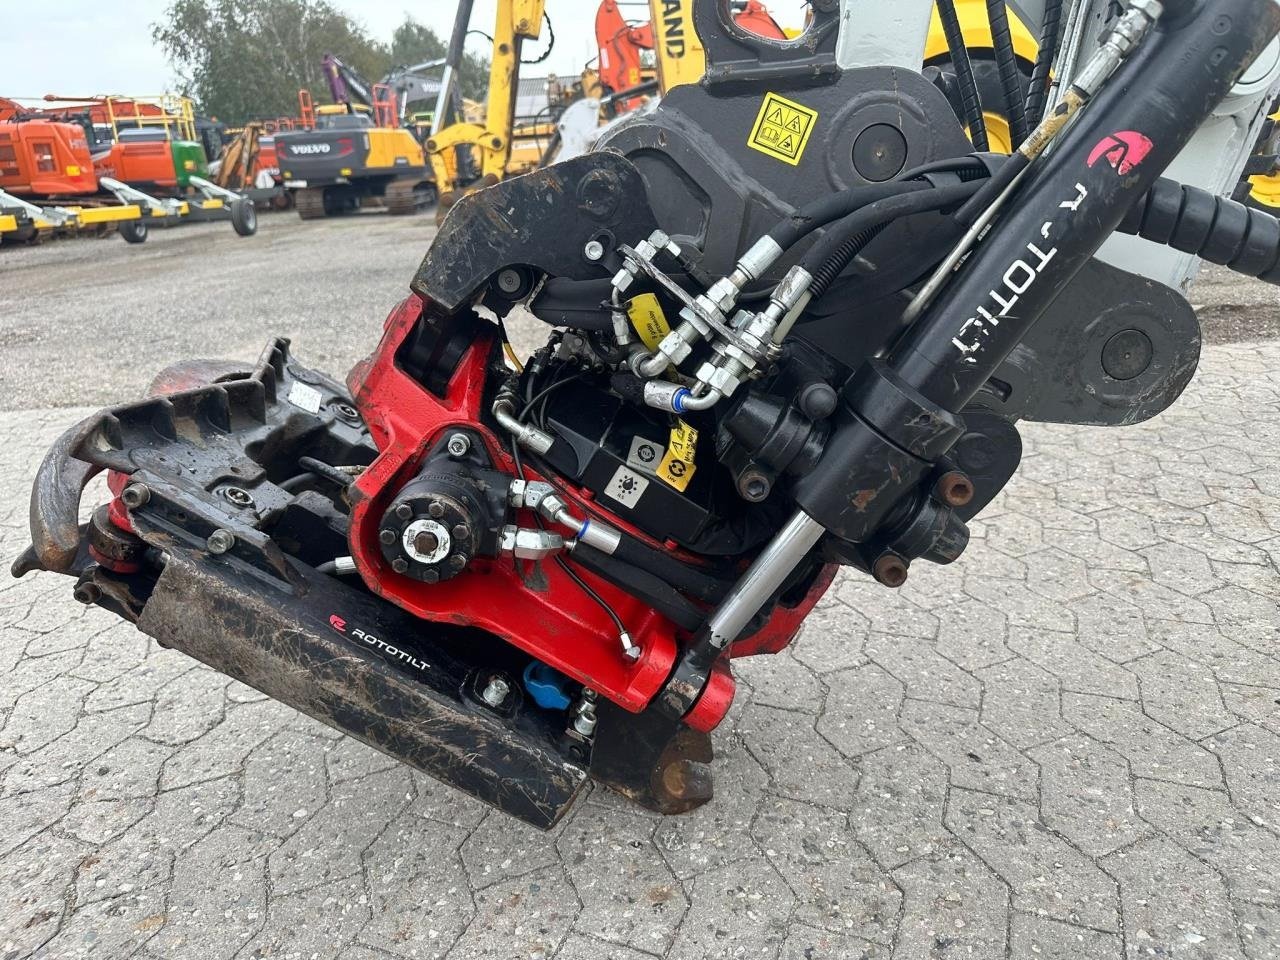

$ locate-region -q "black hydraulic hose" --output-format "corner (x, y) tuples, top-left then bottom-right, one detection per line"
(936, 0), (990, 152)
(801, 181), (985, 299)
(297, 457), (354, 489)
(1118, 177), (1280, 284)
(767, 156), (989, 250)
(1024, 0), (1064, 126)
(986, 0), (1030, 147)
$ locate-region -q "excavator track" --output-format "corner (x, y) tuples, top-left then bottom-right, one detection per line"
(384, 179), (435, 216)
(295, 187), (328, 220)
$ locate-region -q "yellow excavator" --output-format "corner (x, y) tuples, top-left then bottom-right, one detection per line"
(426, 0), (724, 215)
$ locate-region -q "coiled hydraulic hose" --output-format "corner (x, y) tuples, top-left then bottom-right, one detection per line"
(1118, 177), (1280, 284)
(986, 0), (1030, 148)
(936, 0), (990, 152)
(1024, 0), (1064, 125)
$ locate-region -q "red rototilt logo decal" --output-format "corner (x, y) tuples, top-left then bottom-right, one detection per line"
(329, 614), (347, 633)
(1087, 131), (1154, 175)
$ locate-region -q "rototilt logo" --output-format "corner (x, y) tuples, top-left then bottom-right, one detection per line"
(290, 142), (332, 155)
(1087, 131), (1154, 176)
(329, 614), (430, 673)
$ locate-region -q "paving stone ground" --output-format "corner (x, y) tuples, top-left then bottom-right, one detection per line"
(1, 332), (1278, 955)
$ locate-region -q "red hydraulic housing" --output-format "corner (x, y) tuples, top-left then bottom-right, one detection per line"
(342, 296), (835, 732)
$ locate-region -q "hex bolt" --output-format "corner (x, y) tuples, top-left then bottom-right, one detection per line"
(394, 503), (414, 521)
(446, 433), (471, 459)
(206, 529), (235, 555)
(872, 553), (910, 589)
(422, 568), (441, 584)
(481, 676), (510, 708)
(451, 524), (471, 542)
(379, 529), (397, 546)
(447, 555), (467, 572)
(391, 558), (409, 574)
(428, 501), (446, 519)
(583, 239), (605, 262)
(935, 471), (976, 509)
(120, 483), (150, 509)
(73, 582), (101, 606)
(413, 530), (440, 555)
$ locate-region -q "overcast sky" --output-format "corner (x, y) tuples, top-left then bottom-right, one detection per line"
(0, 1), (811, 99)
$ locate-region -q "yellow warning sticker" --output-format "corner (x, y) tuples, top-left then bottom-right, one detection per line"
(748, 92), (818, 166)
(627, 293), (671, 352)
(657, 419), (698, 492)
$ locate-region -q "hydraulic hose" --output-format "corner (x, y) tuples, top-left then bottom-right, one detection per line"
(986, 0), (1030, 148)
(765, 157), (989, 250)
(1024, 0), (1064, 125)
(936, 0), (990, 151)
(799, 181), (985, 300)
(1118, 177), (1280, 284)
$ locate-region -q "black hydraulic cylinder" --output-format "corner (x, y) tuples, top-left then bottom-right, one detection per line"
(889, 0), (1280, 414)
(795, 0), (1280, 547)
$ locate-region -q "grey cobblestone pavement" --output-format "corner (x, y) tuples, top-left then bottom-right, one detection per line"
(0, 339), (1277, 959)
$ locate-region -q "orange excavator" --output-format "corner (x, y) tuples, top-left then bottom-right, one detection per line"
(594, 0), (786, 114)
(0, 98), (99, 199)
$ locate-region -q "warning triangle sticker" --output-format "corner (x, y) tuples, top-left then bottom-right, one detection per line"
(785, 115), (803, 132)
(778, 135), (795, 152)
(766, 108), (784, 125)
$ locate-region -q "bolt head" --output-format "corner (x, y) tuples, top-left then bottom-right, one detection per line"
(583, 239), (605, 262)
(481, 676), (510, 708)
(422, 568), (440, 584)
(427, 501), (446, 519)
(413, 530), (440, 555)
(872, 554), (909, 589)
(446, 433), (471, 459)
(121, 483), (150, 509)
(447, 555), (467, 572)
(379, 529), (397, 546)
(206, 529), (235, 555)
(936, 471), (976, 509)
(451, 524), (471, 542)
(394, 503), (414, 521)
(391, 558), (409, 574)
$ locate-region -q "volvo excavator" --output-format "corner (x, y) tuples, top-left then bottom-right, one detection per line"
(15, 0), (1280, 829)
(275, 55), (437, 219)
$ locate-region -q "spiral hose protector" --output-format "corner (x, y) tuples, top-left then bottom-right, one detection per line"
(1119, 178), (1280, 284)
(985, 0), (1030, 147)
(1024, 0), (1063, 125)
(936, 0), (990, 152)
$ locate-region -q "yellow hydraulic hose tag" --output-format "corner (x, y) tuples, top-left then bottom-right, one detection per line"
(627, 293), (670, 352)
(748, 92), (818, 166)
(657, 420), (698, 492)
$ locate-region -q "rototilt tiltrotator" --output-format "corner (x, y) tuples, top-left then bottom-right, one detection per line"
(15, 0), (1280, 827)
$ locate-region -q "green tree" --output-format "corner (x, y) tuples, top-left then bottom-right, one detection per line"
(152, 0), (391, 123)
(386, 18), (490, 105)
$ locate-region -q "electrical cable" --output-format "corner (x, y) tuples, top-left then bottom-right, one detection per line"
(936, 0), (990, 151)
(985, 0), (1030, 147)
(521, 13), (556, 64)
